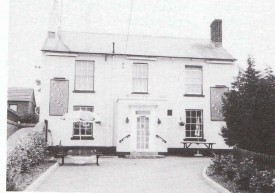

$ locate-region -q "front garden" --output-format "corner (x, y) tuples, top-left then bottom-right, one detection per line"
(7, 122), (54, 191)
(209, 58), (275, 193)
(208, 148), (275, 193)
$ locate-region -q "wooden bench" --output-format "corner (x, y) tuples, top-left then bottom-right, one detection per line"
(55, 147), (102, 166)
(181, 141), (215, 149)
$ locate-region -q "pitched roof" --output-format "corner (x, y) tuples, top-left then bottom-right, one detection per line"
(42, 31), (235, 61)
(8, 88), (35, 102)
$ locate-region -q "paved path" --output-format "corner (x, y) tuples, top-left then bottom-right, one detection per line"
(34, 157), (218, 193)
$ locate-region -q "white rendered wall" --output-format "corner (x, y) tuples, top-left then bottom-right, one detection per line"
(40, 53), (236, 150)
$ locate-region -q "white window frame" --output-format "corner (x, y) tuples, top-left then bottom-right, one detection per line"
(185, 109), (203, 139)
(185, 66), (203, 95)
(75, 60), (94, 91)
(72, 106), (94, 138)
(132, 63), (149, 93)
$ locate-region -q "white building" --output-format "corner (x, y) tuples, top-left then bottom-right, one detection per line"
(40, 19), (236, 155)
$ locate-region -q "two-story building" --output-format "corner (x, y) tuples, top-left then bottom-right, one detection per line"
(40, 19), (236, 155)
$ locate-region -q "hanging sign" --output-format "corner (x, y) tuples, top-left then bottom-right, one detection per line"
(49, 79), (69, 116)
(210, 87), (229, 121)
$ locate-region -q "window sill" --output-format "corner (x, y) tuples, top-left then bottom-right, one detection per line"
(71, 136), (94, 140)
(184, 94), (205, 97)
(183, 138), (206, 142)
(73, 90), (95, 93)
(131, 92), (149, 94)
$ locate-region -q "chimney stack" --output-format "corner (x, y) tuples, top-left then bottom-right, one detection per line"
(211, 19), (222, 47)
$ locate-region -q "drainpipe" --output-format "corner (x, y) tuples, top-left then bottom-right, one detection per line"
(44, 119), (48, 143)
(111, 42), (115, 146)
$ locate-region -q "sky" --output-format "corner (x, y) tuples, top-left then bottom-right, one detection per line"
(7, 0), (275, 91)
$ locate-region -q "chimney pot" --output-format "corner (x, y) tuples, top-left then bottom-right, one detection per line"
(211, 19), (222, 47)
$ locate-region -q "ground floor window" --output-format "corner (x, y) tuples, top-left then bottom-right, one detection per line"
(185, 110), (203, 139)
(71, 106), (94, 140)
(73, 122), (93, 136)
(9, 104), (18, 112)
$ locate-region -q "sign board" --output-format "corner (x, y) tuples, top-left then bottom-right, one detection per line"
(210, 87), (229, 121)
(49, 79), (69, 116)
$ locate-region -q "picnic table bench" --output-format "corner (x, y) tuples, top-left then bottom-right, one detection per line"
(181, 141), (215, 149)
(55, 147), (102, 166)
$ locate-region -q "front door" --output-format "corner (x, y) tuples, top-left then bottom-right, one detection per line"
(136, 115), (150, 150)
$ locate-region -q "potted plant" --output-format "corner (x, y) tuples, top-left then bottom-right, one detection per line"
(179, 118), (185, 126)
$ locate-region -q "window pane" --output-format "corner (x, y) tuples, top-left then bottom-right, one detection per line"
(86, 129), (92, 135)
(9, 105), (18, 111)
(74, 129), (79, 135)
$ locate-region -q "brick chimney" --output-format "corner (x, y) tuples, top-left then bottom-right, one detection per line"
(210, 19), (222, 47)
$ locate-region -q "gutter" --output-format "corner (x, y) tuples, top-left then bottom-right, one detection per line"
(41, 50), (237, 62)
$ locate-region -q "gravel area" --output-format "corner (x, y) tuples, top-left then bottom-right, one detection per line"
(33, 156), (219, 193)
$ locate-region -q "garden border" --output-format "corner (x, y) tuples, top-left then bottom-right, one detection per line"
(202, 167), (231, 193)
(24, 162), (59, 192)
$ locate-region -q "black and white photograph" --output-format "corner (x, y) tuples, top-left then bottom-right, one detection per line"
(2, 0), (275, 192)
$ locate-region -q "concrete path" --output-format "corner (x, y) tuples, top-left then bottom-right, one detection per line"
(34, 157), (219, 193)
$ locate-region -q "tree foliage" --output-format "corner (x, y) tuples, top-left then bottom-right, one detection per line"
(221, 58), (275, 154)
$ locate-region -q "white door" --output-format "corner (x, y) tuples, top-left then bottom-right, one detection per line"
(136, 115), (150, 150)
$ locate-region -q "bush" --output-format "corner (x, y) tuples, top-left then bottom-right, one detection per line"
(20, 113), (39, 123)
(6, 123), (47, 191)
(221, 154), (237, 180)
(234, 156), (255, 190)
(209, 153), (237, 180)
(209, 152), (274, 192)
(250, 169), (274, 193)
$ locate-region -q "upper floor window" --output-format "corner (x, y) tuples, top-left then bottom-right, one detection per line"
(75, 60), (94, 91)
(185, 66), (202, 95)
(9, 104), (18, 112)
(133, 63), (148, 93)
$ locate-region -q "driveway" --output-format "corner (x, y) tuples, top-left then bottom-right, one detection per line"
(34, 156), (218, 193)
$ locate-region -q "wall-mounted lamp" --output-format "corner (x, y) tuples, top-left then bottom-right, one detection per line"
(157, 118), (161, 125)
(126, 117), (129, 124)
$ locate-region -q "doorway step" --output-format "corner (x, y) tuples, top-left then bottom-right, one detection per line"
(125, 152), (165, 159)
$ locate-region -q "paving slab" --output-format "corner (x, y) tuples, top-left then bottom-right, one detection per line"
(33, 156), (219, 193)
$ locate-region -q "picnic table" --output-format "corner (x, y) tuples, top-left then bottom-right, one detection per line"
(181, 141), (215, 149)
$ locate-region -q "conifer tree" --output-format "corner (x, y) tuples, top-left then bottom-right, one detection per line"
(221, 58), (275, 154)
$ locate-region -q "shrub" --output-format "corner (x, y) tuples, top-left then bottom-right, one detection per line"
(234, 156), (256, 190)
(6, 123), (47, 191)
(209, 153), (237, 180)
(209, 151), (275, 192)
(250, 169), (274, 193)
(221, 154), (237, 180)
(209, 154), (223, 175)
(20, 113), (39, 123)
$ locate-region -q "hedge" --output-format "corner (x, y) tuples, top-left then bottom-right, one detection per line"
(7, 122), (48, 191)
